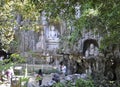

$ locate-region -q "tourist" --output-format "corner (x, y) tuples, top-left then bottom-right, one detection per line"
(61, 64), (67, 76)
(36, 69), (43, 86)
(0, 56), (3, 61)
(5, 67), (14, 83)
(52, 73), (60, 83)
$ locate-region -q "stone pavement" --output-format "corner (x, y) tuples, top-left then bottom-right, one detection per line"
(27, 74), (52, 87)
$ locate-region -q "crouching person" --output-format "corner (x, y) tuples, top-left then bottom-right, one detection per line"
(52, 73), (60, 83)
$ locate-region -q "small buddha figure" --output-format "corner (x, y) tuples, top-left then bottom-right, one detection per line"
(41, 11), (47, 25)
(85, 43), (99, 57)
(89, 43), (95, 56)
(85, 50), (89, 58)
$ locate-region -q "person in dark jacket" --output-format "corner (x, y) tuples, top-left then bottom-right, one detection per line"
(37, 69), (43, 86)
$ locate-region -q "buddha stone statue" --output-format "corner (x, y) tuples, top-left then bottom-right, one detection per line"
(89, 43), (95, 56)
(48, 25), (59, 41)
(85, 43), (99, 57)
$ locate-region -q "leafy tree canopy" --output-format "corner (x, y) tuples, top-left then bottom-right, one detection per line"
(38, 0), (120, 48)
(0, 0), (120, 50)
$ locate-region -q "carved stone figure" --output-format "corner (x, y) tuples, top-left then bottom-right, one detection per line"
(89, 44), (95, 56)
(85, 50), (89, 58)
(48, 25), (59, 40)
(41, 11), (47, 25)
(75, 3), (81, 19)
(36, 31), (45, 50)
(85, 43), (99, 75)
(85, 43), (99, 57)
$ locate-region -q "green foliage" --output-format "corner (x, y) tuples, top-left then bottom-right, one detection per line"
(10, 53), (25, 63)
(20, 77), (30, 87)
(0, 28), (15, 50)
(41, 0), (120, 47)
(52, 82), (65, 87)
(0, 61), (14, 71)
(76, 78), (94, 87)
(52, 78), (94, 87)
(0, 0), (120, 52)
(0, 0), (41, 50)
(0, 53), (25, 77)
(20, 77), (29, 82)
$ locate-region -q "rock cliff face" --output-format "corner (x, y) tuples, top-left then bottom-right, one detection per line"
(13, 13), (120, 81)
(19, 30), (37, 52)
(14, 13), (62, 64)
(14, 13), (101, 68)
(15, 25), (102, 75)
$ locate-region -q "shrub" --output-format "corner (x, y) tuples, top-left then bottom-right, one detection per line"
(52, 77), (94, 87)
(52, 82), (65, 87)
(76, 78), (94, 87)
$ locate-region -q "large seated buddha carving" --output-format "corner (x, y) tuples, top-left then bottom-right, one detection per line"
(47, 25), (59, 42)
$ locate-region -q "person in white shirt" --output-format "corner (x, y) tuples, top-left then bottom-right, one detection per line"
(0, 56), (3, 61)
(61, 64), (67, 75)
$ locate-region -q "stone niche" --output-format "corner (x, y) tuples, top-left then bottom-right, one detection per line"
(77, 29), (101, 56)
(83, 39), (99, 58)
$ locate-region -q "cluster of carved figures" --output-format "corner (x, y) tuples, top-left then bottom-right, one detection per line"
(61, 44), (120, 82)
(85, 44), (120, 81)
